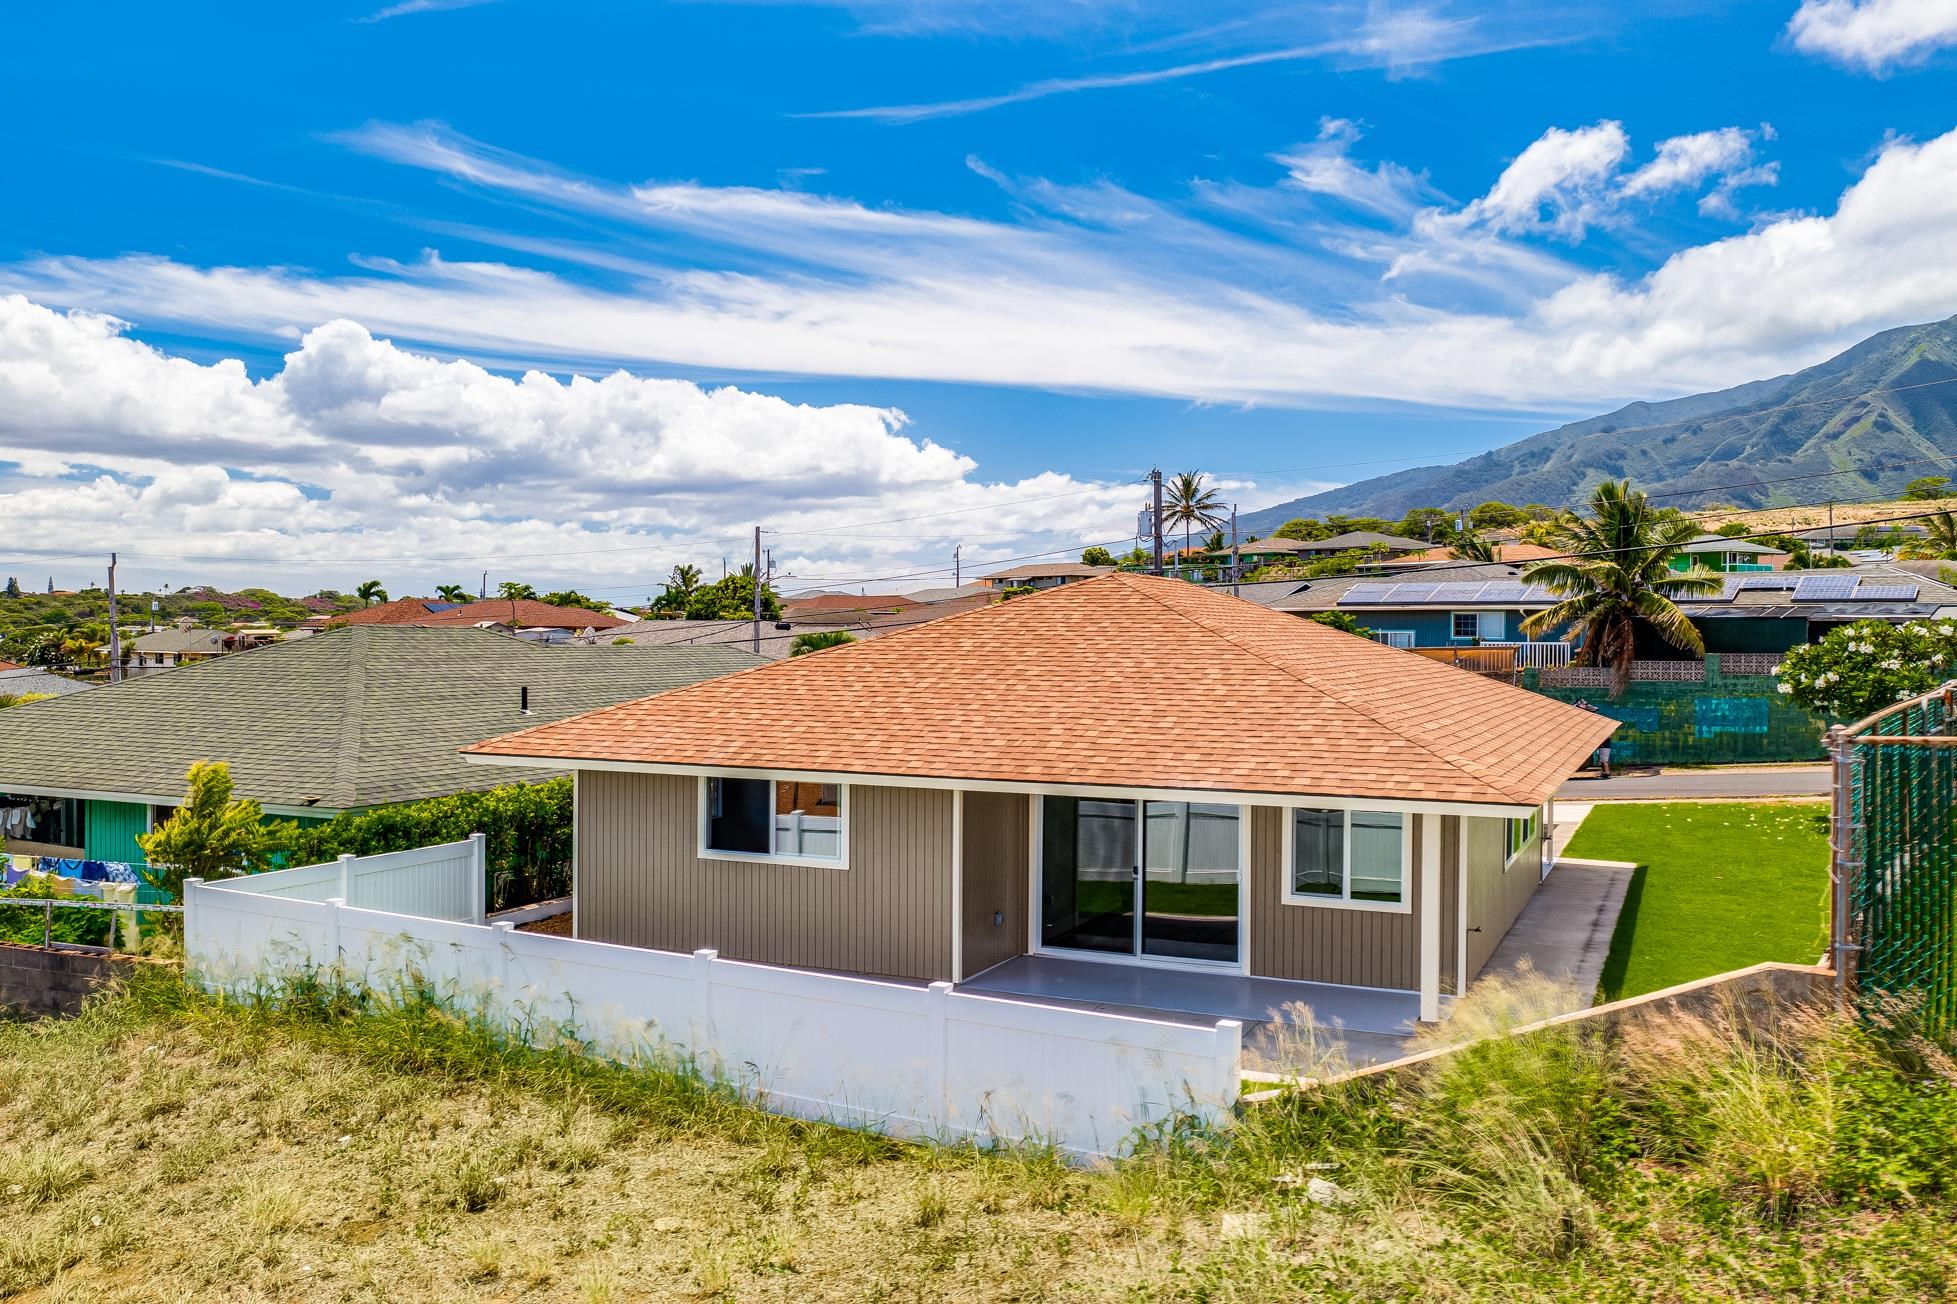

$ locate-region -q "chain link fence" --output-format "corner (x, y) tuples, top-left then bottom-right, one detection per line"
(1833, 681), (1957, 1034)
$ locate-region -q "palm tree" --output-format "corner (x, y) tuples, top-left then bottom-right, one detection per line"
(667, 564), (702, 597)
(1450, 531), (1498, 563)
(435, 584), (471, 603)
(496, 581), (539, 601)
(1162, 472), (1226, 569)
(1520, 480), (1724, 697)
(1898, 511), (1957, 561)
(354, 580), (387, 607)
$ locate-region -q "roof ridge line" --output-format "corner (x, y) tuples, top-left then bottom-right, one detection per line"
(1114, 574), (1529, 805)
(331, 625), (368, 807)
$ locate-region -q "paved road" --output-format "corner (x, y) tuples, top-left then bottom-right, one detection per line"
(1556, 765), (1829, 801)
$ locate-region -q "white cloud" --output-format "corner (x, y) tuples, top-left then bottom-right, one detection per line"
(0, 296), (1149, 596)
(9, 121), (1950, 418)
(1787, 0), (1957, 71)
(1620, 128), (1754, 198)
(1271, 119), (1437, 221)
(357, 0), (501, 22)
(1452, 121), (1630, 237)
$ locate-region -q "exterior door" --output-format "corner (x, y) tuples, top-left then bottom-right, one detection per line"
(1039, 797), (1241, 966)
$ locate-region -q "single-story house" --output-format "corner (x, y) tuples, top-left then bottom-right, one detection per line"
(1376, 542), (1563, 569)
(977, 562), (1116, 591)
(0, 625), (756, 865)
(1666, 561), (1957, 653)
(464, 573), (1614, 1027)
(1282, 531), (1433, 560)
(336, 596), (628, 633)
(1672, 534), (1787, 573)
(126, 624), (276, 673)
(1247, 564), (1563, 650)
(624, 593), (994, 660)
(780, 594), (922, 620)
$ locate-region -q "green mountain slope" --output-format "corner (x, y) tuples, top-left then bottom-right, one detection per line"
(1241, 314), (1957, 531)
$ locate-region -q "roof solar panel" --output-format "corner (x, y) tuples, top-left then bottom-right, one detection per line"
(1430, 582), (1488, 602)
(1475, 581), (1529, 602)
(1851, 584), (1920, 601)
(1738, 574), (1799, 590)
(1793, 576), (1858, 601)
(1337, 584), (1394, 605)
(1389, 584), (1439, 603)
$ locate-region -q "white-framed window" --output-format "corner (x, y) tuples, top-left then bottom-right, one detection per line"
(699, 776), (847, 867)
(1505, 808), (1541, 865)
(1451, 611), (1502, 641)
(1372, 629), (1416, 650)
(1282, 807), (1410, 911)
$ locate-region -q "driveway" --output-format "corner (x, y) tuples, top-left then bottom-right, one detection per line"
(1557, 763), (1828, 801)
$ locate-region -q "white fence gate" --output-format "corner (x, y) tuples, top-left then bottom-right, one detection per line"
(185, 841), (1240, 1159)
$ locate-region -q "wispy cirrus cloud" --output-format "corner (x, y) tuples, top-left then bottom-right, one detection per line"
(797, 4), (1579, 122)
(356, 0), (502, 23)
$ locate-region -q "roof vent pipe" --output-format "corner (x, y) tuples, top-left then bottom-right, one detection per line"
(519, 685), (530, 715)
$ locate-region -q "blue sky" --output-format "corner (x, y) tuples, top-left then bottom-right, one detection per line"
(2, 0), (1956, 598)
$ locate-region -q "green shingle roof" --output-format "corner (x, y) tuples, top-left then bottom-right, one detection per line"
(0, 625), (758, 811)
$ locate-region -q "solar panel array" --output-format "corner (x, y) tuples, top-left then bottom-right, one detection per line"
(1338, 580), (1555, 607)
(1737, 575), (1800, 590)
(1792, 575), (1859, 601)
(1852, 584), (1921, 601)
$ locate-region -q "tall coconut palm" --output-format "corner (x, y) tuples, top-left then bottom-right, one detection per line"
(1162, 472), (1226, 569)
(1899, 511), (1957, 561)
(1520, 480), (1724, 697)
(1449, 531), (1498, 563)
(354, 579), (387, 607)
(435, 583), (471, 602)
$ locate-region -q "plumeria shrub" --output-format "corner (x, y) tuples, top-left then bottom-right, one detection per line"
(1776, 619), (1957, 722)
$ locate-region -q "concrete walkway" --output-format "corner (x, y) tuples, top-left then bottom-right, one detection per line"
(1477, 858), (1634, 1007)
(1557, 763), (1828, 801)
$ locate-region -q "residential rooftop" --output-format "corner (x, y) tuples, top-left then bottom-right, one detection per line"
(469, 572), (1615, 809)
(0, 626), (757, 811)
(335, 597), (628, 631)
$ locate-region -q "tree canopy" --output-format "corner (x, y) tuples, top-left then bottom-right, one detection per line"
(136, 761), (294, 906)
(1778, 620), (1957, 722)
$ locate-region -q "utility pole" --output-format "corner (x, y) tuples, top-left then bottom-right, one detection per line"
(106, 553), (122, 684)
(751, 525), (762, 654)
(1230, 504), (1240, 597)
(1150, 468), (1165, 576)
(1827, 500), (1835, 557)
(953, 544), (961, 590)
(479, 570), (487, 599)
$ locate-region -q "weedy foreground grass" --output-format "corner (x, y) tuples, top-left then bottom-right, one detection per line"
(3, 966), (1957, 1301)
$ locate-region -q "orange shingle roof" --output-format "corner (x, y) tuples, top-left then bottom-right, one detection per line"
(466, 573), (1614, 808)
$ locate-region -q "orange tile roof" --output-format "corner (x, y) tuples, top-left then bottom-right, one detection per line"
(1394, 542), (1562, 565)
(338, 598), (625, 631)
(467, 573), (1614, 808)
(780, 593), (923, 617)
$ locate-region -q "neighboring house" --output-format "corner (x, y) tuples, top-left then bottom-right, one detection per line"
(1284, 531), (1432, 560)
(1254, 564), (1564, 652)
(0, 626), (756, 865)
(1378, 542), (1563, 569)
(625, 593), (993, 660)
(978, 562), (1115, 590)
(126, 624), (276, 673)
(780, 594), (922, 620)
(0, 665), (91, 699)
(1672, 534), (1788, 573)
(1666, 561), (1957, 653)
(335, 597), (628, 633)
(465, 574), (1613, 1027)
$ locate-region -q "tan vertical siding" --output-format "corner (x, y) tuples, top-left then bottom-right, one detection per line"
(1440, 815), (1460, 995)
(1248, 805), (1426, 990)
(959, 791), (1031, 978)
(1463, 814), (1543, 980)
(575, 771), (954, 981)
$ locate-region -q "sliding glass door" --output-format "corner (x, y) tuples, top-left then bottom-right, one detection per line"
(1040, 797), (1241, 967)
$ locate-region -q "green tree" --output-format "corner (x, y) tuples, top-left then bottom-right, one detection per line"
(1467, 501), (1528, 530)
(1307, 611), (1372, 637)
(0, 692), (54, 709)
(354, 580), (388, 607)
(1273, 518), (1329, 542)
(136, 761), (294, 906)
(1161, 472), (1226, 563)
(496, 581), (539, 601)
(998, 584), (1036, 601)
(1777, 620), (1957, 721)
(790, 630), (857, 656)
(651, 564), (703, 614)
(683, 571), (780, 621)
(1398, 507), (1455, 542)
(1520, 480), (1723, 697)
(1714, 522), (1753, 538)
(1898, 511), (1957, 561)
(3, 577), (17, 599)
(1080, 546), (1116, 567)
(540, 590), (612, 613)
(435, 584), (472, 603)
(1450, 531), (1499, 563)
(1903, 475), (1952, 501)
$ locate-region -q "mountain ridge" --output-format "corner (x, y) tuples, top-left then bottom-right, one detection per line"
(1240, 315), (1957, 533)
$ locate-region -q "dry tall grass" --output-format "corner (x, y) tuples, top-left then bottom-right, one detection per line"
(3, 967), (1957, 1300)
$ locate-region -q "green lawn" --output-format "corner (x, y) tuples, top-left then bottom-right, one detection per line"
(1563, 801), (1831, 1002)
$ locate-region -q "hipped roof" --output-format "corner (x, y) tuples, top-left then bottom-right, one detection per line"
(469, 573), (1614, 809)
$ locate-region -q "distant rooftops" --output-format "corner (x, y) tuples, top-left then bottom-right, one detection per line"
(336, 596), (627, 632)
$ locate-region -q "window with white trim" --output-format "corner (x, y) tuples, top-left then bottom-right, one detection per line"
(1285, 808), (1407, 908)
(702, 777), (845, 864)
(1451, 610), (1501, 641)
(1505, 809), (1540, 864)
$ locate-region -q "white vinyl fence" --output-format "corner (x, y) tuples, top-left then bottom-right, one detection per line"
(185, 844), (1240, 1160)
(215, 836), (486, 924)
